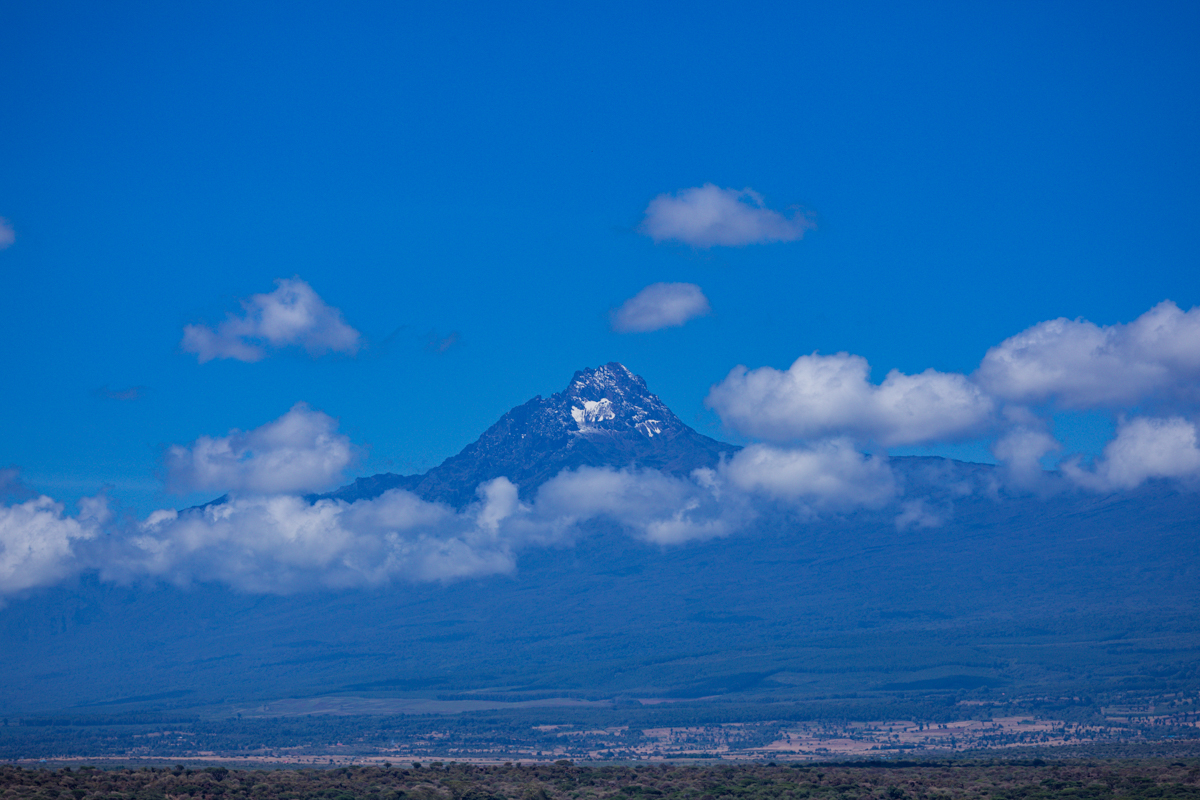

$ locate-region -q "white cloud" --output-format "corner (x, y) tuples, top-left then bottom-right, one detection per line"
(0, 449), (960, 598)
(1063, 416), (1200, 491)
(991, 426), (1061, 491)
(0, 218), (14, 250)
(531, 466), (742, 545)
(164, 403), (354, 495)
(610, 282), (712, 333)
(707, 352), (994, 447)
(0, 495), (103, 596)
(181, 277), (361, 363)
(115, 466), (741, 591)
(122, 459), (839, 593)
(894, 499), (948, 531)
(0, 452), (1026, 598)
(116, 481), (522, 592)
(721, 441), (896, 509)
(640, 184), (814, 247)
(520, 450), (897, 545)
(976, 300), (1200, 408)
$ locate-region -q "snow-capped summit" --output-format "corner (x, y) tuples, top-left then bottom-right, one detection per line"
(524, 362), (676, 439)
(561, 363), (668, 438)
(324, 363), (737, 508)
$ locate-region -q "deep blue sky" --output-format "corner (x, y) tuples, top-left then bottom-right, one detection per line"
(2, 0), (1198, 514)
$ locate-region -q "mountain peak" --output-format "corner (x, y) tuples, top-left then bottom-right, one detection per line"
(539, 362), (672, 439)
(566, 362), (645, 397)
(324, 364), (738, 508)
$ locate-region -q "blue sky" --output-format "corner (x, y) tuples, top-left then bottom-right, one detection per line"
(2, 0), (1199, 521)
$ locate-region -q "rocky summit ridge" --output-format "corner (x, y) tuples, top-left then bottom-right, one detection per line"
(323, 362), (738, 508)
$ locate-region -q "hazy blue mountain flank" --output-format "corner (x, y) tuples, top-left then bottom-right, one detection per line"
(3, 471), (1198, 717)
(323, 362), (738, 507)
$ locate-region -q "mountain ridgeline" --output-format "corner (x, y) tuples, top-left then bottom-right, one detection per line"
(323, 362), (738, 507)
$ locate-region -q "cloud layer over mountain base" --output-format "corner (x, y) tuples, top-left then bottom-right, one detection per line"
(2, 440), (1192, 599)
(4, 300), (1200, 601)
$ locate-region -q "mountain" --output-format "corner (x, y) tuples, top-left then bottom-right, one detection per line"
(323, 362), (738, 507)
(1, 362), (1198, 743)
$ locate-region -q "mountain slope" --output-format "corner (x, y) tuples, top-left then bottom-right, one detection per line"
(325, 363), (738, 507)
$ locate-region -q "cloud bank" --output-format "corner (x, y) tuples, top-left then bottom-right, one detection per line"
(610, 283), (712, 333)
(164, 404), (355, 495)
(113, 484), (521, 592)
(182, 278), (361, 363)
(1063, 416), (1200, 491)
(640, 185), (814, 247)
(707, 353), (994, 447)
(0, 435), (910, 596)
(136, 439), (901, 591)
(708, 300), (1200, 492)
(0, 495), (105, 597)
(722, 441), (895, 508)
(976, 301), (1200, 408)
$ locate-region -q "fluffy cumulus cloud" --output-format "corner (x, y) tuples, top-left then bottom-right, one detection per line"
(164, 404), (354, 495)
(976, 301), (1200, 409)
(640, 184), (815, 247)
(707, 353), (994, 447)
(1063, 416), (1200, 491)
(113, 481), (523, 591)
(0, 217), (14, 250)
(722, 441), (895, 508)
(532, 466), (744, 545)
(181, 278), (361, 363)
(0, 494), (106, 597)
(96, 470), (720, 590)
(610, 282), (712, 333)
(0, 484), (512, 597)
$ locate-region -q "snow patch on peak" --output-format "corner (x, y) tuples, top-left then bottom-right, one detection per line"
(571, 398), (616, 428)
(635, 420), (663, 438)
